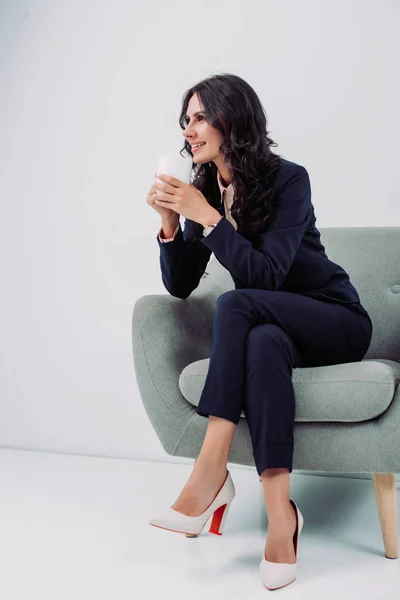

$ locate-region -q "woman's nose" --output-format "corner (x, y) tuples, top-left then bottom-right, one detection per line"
(183, 123), (195, 136)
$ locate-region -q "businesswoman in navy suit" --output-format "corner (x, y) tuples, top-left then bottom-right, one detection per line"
(147, 73), (373, 590)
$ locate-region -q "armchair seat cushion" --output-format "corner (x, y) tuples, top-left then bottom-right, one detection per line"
(179, 358), (400, 423)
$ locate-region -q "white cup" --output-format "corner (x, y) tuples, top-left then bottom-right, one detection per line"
(155, 154), (193, 188)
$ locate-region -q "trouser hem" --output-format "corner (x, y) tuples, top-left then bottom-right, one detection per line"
(254, 442), (294, 476)
(196, 389), (241, 425)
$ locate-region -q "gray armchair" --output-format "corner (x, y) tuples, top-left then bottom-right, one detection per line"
(132, 227), (400, 558)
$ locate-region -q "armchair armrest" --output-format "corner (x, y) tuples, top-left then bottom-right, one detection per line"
(132, 293), (217, 454)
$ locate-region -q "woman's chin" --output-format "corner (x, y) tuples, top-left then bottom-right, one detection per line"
(193, 155), (207, 164)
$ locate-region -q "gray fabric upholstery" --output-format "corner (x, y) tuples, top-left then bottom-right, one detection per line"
(179, 359), (400, 422)
(132, 227), (400, 473)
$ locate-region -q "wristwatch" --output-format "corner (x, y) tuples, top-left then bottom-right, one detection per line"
(203, 222), (219, 237)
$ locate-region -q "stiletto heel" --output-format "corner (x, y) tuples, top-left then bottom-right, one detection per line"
(149, 470), (235, 538)
(209, 500), (232, 535)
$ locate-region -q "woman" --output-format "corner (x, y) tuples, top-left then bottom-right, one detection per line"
(146, 73), (373, 590)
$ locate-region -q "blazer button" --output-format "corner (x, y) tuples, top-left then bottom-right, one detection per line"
(391, 284), (400, 294)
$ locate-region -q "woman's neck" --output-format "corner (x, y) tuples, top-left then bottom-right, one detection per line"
(218, 169), (231, 187)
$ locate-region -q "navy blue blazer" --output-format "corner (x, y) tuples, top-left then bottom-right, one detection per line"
(156, 158), (371, 325)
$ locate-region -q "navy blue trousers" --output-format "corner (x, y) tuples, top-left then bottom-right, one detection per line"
(196, 290), (373, 476)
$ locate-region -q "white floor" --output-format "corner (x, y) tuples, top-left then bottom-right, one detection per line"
(0, 449), (399, 599)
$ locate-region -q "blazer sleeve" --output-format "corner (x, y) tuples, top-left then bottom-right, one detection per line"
(156, 217), (212, 298)
(201, 165), (312, 290)
(158, 222), (180, 242)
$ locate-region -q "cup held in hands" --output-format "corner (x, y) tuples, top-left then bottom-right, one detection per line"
(156, 154), (193, 187)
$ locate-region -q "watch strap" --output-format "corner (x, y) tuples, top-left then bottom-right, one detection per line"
(203, 222), (218, 237)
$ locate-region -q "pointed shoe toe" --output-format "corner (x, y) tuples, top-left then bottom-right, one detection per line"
(259, 498), (304, 591)
(260, 560), (297, 591)
(149, 470), (235, 537)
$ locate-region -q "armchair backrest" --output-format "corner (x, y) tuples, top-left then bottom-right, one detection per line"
(194, 227), (400, 362)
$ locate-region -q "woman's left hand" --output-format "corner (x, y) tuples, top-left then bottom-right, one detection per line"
(154, 174), (214, 225)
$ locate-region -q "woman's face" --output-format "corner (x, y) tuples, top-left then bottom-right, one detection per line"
(182, 93), (224, 165)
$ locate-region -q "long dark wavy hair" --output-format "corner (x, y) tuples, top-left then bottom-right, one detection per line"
(178, 73), (282, 236)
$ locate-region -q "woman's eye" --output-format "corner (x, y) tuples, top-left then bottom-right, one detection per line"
(184, 115), (204, 125)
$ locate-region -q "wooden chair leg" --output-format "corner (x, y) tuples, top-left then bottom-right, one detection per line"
(372, 472), (398, 559)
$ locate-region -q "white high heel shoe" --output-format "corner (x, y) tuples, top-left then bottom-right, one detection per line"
(149, 470), (235, 537)
(259, 498), (304, 591)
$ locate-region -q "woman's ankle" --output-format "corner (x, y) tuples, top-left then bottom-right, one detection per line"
(266, 500), (295, 522)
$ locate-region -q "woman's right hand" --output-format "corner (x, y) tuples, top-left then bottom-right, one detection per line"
(147, 173), (177, 220)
